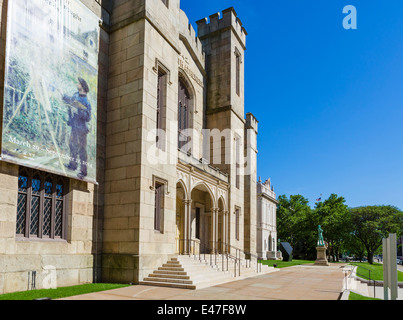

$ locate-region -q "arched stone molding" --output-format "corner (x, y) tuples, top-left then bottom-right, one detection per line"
(217, 193), (228, 213)
(176, 178), (190, 201)
(178, 68), (197, 109)
(176, 170), (190, 200)
(190, 180), (217, 208)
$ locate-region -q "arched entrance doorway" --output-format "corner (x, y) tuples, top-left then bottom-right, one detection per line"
(190, 182), (215, 254)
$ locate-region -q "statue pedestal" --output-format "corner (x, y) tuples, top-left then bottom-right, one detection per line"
(315, 246), (329, 266)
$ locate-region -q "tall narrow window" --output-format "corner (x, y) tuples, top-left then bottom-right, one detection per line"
(30, 174), (41, 237)
(16, 173), (28, 236)
(55, 180), (65, 237)
(42, 178), (53, 237)
(154, 182), (164, 232)
(156, 70), (166, 150)
(235, 136), (240, 189)
(16, 167), (68, 240)
(235, 51), (241, 96)
(178, 79), (190, 150)
(235, 207), (240, 241)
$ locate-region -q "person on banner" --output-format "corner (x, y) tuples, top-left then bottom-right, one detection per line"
(62, 77), (92, 180)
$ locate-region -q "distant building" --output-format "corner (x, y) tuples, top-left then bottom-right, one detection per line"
(257, 177), (280, 260)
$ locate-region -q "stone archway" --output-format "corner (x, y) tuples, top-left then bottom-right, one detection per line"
(190, 182), (215, 254)
(176, 166), (230, 255)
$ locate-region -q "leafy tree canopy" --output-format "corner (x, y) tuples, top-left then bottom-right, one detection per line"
(350, 205), (403, 263)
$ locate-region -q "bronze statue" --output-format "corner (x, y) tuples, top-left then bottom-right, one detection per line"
(317, 225), (325, 247)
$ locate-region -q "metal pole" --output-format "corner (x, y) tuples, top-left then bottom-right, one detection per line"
(374, 280), (376, 299)
(390, 233), (398, 300)
(383, 237), (389, 300)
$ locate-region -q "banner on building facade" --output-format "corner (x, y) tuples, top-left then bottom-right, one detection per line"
(1, 0), (100, 183)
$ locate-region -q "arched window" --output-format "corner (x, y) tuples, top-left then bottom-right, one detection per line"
(178, 78), (191, 150)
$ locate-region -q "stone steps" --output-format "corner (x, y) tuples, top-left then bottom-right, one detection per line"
(139, 255), (278, 290)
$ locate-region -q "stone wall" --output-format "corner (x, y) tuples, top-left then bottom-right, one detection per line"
(0, 0), (259, 293)
(0, 0), (108, 294)
(101, 5), (145, 283)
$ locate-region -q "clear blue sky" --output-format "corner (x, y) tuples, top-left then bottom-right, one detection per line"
(180, 0), (403, 210)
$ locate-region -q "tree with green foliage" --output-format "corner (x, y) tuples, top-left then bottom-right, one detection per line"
(342, 232), (367, 261)
(276, 194), (314, 257)
(350, 205), (403, 264)
(313, 194), (352, 262)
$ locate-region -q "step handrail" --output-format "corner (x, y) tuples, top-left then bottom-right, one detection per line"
(347, 263), (377, 298)
(178, 239), (263, 276)
(178, 238), (241, 276)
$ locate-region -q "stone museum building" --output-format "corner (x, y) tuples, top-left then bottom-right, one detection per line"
(257, 177), (280, 261)
(0, 0), (273, 293)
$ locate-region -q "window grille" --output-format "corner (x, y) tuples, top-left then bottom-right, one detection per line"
(16, 167), (68, 240)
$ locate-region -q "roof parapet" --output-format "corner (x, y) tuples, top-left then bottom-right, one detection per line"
(196, 7), (247, 47)
(178, 9), (205, 66)
(246, 112), (258, 133)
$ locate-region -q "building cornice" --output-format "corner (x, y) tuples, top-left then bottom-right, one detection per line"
(257, 192), (278, 204)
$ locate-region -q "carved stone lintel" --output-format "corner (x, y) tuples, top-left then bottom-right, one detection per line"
(153, 58), (172, 85)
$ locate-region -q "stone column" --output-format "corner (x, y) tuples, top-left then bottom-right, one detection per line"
(215, 208), (219, 251)
(184, 200), (192, 253)
(210, 207), (218, 252)
(223, 211), (229, 252)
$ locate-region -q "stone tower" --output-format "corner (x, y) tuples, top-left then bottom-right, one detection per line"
(196, 8), (257, 255)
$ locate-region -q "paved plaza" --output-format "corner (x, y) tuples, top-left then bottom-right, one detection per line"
(61, 264), (346, 300)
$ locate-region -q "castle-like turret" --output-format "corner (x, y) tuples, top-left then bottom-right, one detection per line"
(196, 7), (247, 48)
(196, 7), (247, 119)
(196, 7), (257, 255)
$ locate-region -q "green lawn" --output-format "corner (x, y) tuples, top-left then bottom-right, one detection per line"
(350, 262), (403, 282)
(0, 283), (129, 300)
(260, 259), (316, 268)
(348, 291), (381, 300)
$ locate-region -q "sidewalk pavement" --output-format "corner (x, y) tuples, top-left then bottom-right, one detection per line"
(60, 263), (346, 300)
(340, 263), (403, 300)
